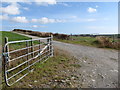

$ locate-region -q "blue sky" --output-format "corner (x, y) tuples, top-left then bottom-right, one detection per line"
(0, 1), (118, 34)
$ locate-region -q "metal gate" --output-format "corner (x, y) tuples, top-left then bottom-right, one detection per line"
(3, 36), (53, 86)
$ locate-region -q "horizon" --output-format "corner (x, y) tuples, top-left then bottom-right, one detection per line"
(0, 1), (118, 34)
(1, 29), (118, 35)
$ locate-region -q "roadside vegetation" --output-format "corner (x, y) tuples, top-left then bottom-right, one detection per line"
(55, 36), (120, 50)
(55, 36), (97, 47)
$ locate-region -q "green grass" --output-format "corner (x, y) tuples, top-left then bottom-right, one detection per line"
(0, 31), (42, 50)
(55, 36), (98, 47)
(1, 31), (31, 43)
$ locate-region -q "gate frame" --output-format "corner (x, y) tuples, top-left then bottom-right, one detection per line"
(3, 36), (54, 87)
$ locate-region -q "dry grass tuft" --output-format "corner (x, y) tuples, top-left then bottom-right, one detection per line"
(96, 36), (120, 49)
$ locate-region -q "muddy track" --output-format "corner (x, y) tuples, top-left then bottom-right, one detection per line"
(12, 32), (118, 88)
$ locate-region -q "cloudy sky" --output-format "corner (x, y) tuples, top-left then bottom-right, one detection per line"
(0, 0), (118, 34)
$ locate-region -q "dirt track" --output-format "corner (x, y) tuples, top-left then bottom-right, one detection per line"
(12, 32), (118, 88)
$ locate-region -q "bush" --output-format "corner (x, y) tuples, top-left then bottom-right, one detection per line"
(53, 33), (70, 40)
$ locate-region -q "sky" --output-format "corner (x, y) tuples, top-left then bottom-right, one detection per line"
(0, 0), (118, 34)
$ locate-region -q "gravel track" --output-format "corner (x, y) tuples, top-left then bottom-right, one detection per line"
(54, 41), (118, 88)
(12, 32), (118, 88)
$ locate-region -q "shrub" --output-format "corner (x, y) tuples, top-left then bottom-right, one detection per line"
(53, 33), (70, 40)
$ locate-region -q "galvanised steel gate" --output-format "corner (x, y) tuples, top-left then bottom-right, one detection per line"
(3, 36), (53, 86)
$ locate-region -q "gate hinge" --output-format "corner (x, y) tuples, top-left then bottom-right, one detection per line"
(2, 52), (9, 62)
(2, 52), (8, 56)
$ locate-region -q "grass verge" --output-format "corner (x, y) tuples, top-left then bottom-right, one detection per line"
(2, 47), (79, 89)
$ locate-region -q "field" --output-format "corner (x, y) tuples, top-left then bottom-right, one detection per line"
(1, 31), (78, 88)
(55, 36), (120, 49)
(55, 36), (97, 47)
(0, 31), (31, 45)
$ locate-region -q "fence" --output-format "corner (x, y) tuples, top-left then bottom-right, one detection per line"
(3, 36), (53, 87)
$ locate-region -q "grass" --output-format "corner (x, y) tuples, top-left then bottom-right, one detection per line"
(0, 31), (31, 50)
(0, 31), (43, 50)
(55, 36), (98, 47)
(0, 31), (31, 43)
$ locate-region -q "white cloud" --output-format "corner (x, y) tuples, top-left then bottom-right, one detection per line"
(61, 3), (69, 7)
(87, 19), (96, 22)
(31, 17), (65, 24)
(71, 16), (77, 19)
(58, 2), (69, 7)
(56, 19), (66, 23)
(88, 7), (97, 13)
(1, 0), (57, 16)
(0, 14), (9, 20)
(12, 16), (28, 23)
(41, 17), (55, 24)
(31, 19), (38, 23)
(0, 3), (20, 15)
(1, 0), (29, 3)
(34, 0), (56, 5)
(23, 7), (29, 10)
(32, 17), (55, 24)
(96, 5), (99, 8)
(103, 18), (109, 21)
(3, 25), (46, 28)
(32, 25), (46, 28)
(32, 25), (38, 28)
